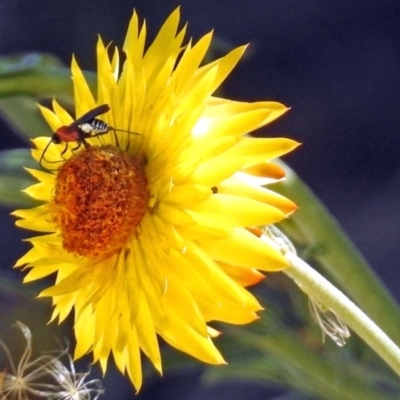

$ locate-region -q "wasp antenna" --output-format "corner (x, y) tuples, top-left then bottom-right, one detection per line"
(113, 128), (141, 135)
(39, 138), (54, 169)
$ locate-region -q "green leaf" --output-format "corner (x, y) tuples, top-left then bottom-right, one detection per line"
(0, 53), (95, 101)
(0, 54), (96, 145)
(0, 96), (52, 142)
(0, 53), (64, 75)
(0, 149), (40, 208)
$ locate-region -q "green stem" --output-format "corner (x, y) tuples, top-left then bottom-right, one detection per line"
(232, 325), (396, 400)
(273, 162), (400, 346)
(283, 249), (400, 379)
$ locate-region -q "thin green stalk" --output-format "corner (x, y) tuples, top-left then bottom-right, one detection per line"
(283, 249), (400, 380)
(232, 326), (397, 400)
(273, 162), (400, 346)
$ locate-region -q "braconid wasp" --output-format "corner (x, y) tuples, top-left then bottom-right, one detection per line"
(39, 104), (138, 169)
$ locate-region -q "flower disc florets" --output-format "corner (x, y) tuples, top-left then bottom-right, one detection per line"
(51, 145), (148, 259)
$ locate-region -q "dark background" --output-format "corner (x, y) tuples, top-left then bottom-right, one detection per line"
(1, 0), (400, 399)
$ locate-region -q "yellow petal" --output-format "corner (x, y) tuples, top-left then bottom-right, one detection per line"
(218, 178), (298, 215)
(224, 137), (300, 168)
(25, 168), (55, 184)
(162, 184), (211, 206)
(174, 31), (213, 95)
(22, 181), (52, 201)
(198, 227), (289, 271)
(218, 262), (265, 287)
(135, 291), (162, 373)
(187, 156), (244, 187)
(157, 203), (195, 226)
(143, 7), (185, 81)
(189, 193), (287, 227)
(71, 56), (96, 113)
(160, 311), (226, 365)
(206, 97), (288, 120)
(15, 216), (54, 232)
(194, 107), (282, 139)
(123, 10), (146, 63)
(243, 161), (286, 179)
(198, 45), (247, 95)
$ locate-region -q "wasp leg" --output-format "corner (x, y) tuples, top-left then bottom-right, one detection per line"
(111, 129), (121, 149)
(71, 141), (83, 152)
(60, 142), (69, 156)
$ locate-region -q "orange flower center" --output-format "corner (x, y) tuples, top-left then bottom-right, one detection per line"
(51, 146), (148, 259)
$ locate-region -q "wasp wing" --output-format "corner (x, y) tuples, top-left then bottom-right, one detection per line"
(67, 104), (111, 130)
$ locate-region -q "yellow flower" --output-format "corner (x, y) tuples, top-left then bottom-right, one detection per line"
(13, 8), (299, 391)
